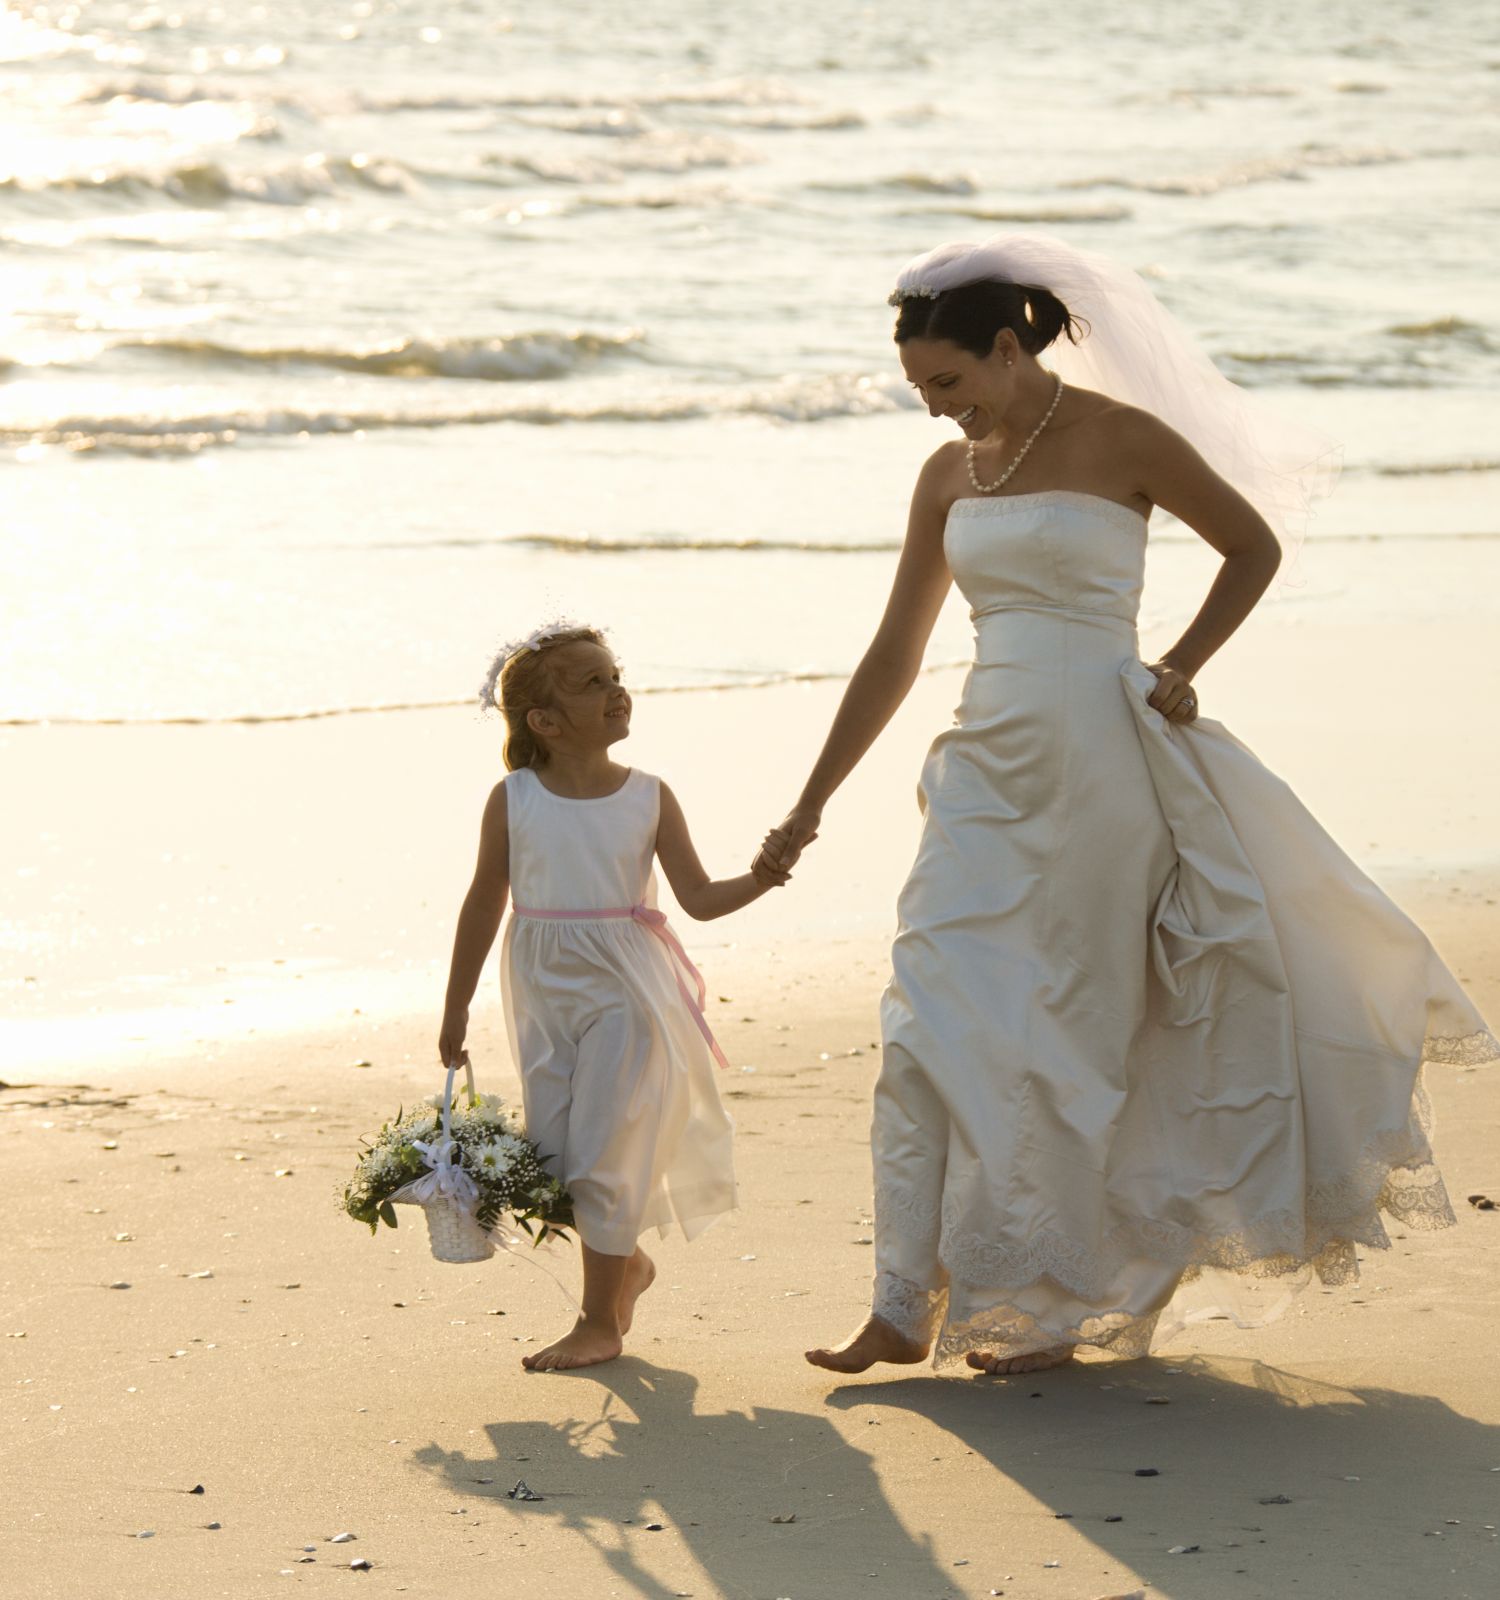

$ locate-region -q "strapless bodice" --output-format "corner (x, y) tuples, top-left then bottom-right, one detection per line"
(944, 491), (1148, 647)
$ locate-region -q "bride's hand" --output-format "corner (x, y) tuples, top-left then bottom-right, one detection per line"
(1145, 661), (1199, 725)
(757, 806), (822, 874)
(751, 849), (792, 888)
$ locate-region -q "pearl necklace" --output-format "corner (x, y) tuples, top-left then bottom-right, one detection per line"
(966, 373), (1064, 495)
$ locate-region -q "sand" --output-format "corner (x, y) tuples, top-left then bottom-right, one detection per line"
(3, 607), (1499, 1600)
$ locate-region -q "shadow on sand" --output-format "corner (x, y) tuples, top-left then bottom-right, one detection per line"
(414, 1354), (1498, 1599)
(414, 1356), (952, 1599)
(825, 1354), (1500, 1600)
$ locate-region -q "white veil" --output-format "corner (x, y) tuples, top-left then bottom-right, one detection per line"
(890, 233), (1341, 561)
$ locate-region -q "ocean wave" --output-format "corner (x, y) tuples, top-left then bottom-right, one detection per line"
(378, 531), (903, 554)
(810, 172), (978, 196)
(1214, 347), (1482, 389)
(1374, 459), (1500, 478)
(481, 132), (758, 184)
(506, 96), (859, 137)
(1066, 144), (1446, 197)
(553, 182), (762, 214)
(73, 74), (805, 121)
(373, 525), (1500, 558)
(507, 107), (656, 138)
(73, 81), (285, 142)
(0, 658), (973, 729)
(908, 202), (1133, 224)
(104, 329), (651, 382)
(723, 108), (865, 132)
(1386, 316), (1495, 349)
(0, 152), (421, 208)
(358, 78), (804, 115)
(3, 372), (915, 454)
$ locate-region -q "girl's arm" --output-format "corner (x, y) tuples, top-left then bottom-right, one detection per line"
(439, 781), (510, 1065)
(760, 448), (955, 868)
(655, 782), (774, 921)
(1124, 408), (1282, 719)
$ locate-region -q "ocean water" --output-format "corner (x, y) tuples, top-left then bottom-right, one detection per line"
(3, 0), (1498, 722)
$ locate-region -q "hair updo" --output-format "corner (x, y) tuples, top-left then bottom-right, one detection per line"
(488, 624), (609, 771)
(893, 279), (1085, 359)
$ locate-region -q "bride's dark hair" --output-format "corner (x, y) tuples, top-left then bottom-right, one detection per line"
(894, 280), (1085, 358)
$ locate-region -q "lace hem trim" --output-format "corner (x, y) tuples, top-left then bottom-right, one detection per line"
(871, 1033), (1494, 1366)
(880, 1095), (1450, 1307)
(1425, 1027), (1500, 1067)
(872, 1272), (946, 1344)
(937, 1298), (1163, 1368)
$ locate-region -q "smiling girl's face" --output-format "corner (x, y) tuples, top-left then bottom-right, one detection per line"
(533, 640), (632, 751)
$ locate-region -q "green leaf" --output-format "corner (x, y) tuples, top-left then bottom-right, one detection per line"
(378, 1201), (399, 1230)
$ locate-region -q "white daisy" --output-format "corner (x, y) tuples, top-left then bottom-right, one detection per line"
(464, 1093), (507, 1125)
(474, 1140), (511, 1177)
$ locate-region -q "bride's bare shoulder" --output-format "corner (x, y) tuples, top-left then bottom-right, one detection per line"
(921, 438), (968, 473)
(1060, 386), (1149, 431)
(1064, 391), (1178, 457)
(914, 439), (968, 505)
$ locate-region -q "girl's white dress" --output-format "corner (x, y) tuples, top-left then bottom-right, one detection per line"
(501, 765), (736, 1256)
(875, 491), (1498, 1366)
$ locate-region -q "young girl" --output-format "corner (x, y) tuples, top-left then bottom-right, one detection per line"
(439, 622), (786, 1372)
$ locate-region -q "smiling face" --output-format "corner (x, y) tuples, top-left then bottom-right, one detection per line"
(899, 331), (1019, 441)
(529, 639), (632, 753)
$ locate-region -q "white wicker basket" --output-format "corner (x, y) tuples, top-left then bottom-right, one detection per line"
(418, 1195), (497, 1263)
(394, 1056), (497, 1264)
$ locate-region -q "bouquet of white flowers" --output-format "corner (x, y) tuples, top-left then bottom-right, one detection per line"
(343, 1059), (572, 1263)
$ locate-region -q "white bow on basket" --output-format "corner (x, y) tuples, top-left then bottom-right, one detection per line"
(391, 1055), (497, 1263)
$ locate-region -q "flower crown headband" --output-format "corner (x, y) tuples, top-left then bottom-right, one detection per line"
(478, 618), (600, 712)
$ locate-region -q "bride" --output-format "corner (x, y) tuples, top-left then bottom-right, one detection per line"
(757, 234), (1497, 1376)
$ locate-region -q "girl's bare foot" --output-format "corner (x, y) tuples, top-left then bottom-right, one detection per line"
(965, 1345), (1076, 1375)
(617, 1248), (655, 1336)
(521, 1314), (623, 1372)
(806, 1314), (929, 1373)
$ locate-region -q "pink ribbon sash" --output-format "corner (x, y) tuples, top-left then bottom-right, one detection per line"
(510, 902), (731, 1070)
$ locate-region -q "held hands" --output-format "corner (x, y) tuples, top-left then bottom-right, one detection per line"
(1144, 661), (1200, 726)
(754, 805), (822, 882)
(751, 852), (791, 889)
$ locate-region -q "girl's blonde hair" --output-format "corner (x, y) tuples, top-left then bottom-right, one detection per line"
(486, 624), (609, 770)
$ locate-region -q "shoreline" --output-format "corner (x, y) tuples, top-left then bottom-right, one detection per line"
(7, 603), (1500, 1075)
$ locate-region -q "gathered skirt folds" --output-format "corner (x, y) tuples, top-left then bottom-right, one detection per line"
(873, 642), (1497, 1367)
(503, 915), (736, 1257)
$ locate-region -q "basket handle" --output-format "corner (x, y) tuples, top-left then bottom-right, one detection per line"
(440, 1053), (478, 1141)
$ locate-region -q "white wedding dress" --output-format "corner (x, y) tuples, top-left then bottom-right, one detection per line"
(501, 767), (736, 1257)
(873, 490), (1497, 1367)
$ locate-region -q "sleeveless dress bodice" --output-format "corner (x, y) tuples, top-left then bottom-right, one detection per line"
(504, 765), (659, 913)
(946, 489), (1148, 629)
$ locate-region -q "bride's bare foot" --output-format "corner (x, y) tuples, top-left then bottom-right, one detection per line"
(806, 1315), (929, 1373)
(521, 1314), (623, 1372)
(617, 1248), (655, 1335)
(966, 1345), (1076, 1376)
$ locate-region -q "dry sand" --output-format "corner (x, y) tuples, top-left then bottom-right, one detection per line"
(4, 609), (1499, 1599)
